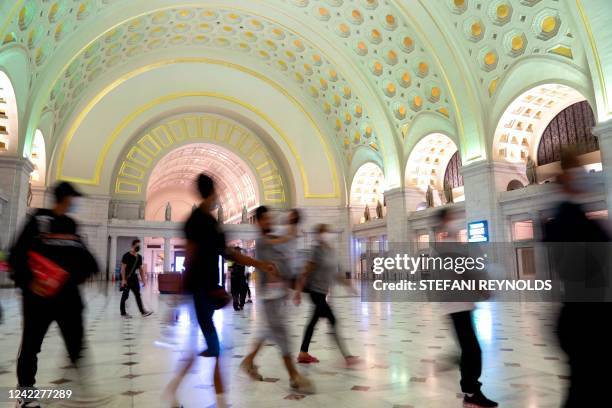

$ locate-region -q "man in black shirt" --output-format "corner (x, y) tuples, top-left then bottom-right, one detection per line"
(9, 181), (98, 408)
(119, 239), (152, 318)
(230, 247), (248, 310)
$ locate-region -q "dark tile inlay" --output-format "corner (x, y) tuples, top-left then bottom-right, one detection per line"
(121, 390), (144, 396)
(351, 386), (370, 391)
(284, 394), (306, 400)
(121, 374), (140, 379)
(50, 378), (71, 385)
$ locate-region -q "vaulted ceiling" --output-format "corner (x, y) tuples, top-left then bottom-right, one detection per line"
(0, 0), (599, 197)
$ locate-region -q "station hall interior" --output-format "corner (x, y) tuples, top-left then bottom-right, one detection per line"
(1, 0), (612, 407)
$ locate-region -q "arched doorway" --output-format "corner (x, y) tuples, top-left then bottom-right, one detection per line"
(0, 71), (18, 155)
(405, 133), (463, 207)
(349, 162), (385, 224)
(492, 84), (598, 183)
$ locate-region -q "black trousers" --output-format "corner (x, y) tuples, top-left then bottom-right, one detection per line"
(120, 280), (145, 315)
(300, 291), (348, 357)
(450, 310), (482, 394)
(557, 303), (610, 407)
(231, 277), (247, 309)
(17, 290), (84, 387)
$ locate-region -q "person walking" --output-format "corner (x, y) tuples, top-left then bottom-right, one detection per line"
(436, 208), (497, 408)
(8, 182), (99, 408)
(294, 224), (360, 366)
(230, 247), (248, 311)
(542, 146), (611, 407)
(163, 174), (276, 408)
(119, 239), (152, 318)
(240, 206), (314, 393)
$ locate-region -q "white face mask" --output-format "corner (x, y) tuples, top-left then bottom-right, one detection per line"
(68, 198), (80, 214)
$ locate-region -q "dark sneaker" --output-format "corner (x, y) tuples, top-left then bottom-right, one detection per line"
(142, 311), (153, 317)
(15, 399), (41, 408)
(463, 390), (498, 408)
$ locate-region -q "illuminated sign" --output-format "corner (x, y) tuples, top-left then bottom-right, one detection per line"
(468, 220), (489, 242)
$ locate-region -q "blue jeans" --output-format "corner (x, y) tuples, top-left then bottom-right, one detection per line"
(193, 291), (220, 357)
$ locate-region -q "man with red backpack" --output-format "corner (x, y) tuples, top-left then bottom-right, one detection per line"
(9, 181), (99, 408)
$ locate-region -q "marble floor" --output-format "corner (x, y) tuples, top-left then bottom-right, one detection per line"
(0, 281), (568, 408)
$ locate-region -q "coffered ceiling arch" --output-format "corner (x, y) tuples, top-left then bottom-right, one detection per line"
(12, 2), (401, 184)
(48, 57), (344, 201)
(1, 0), (606, 185)
(113, 114), (291, 210)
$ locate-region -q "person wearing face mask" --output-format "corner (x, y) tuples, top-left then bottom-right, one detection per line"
(293, 224), (360, 366)
(9, 181), (100, 408)
(119, 239), (152, 318)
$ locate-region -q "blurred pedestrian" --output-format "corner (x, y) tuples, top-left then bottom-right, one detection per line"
(294, 224), (360, 366)
(240, 206), (314, 393)
(436, 209), (497, 408)
(230, 247), (248, 311)
(163, 174), (276, 408)
(543, 146), (611, 407)
(8, 182), (99, 408)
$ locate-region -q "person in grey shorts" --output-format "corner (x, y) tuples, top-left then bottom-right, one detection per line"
(240, 206), (313, 394)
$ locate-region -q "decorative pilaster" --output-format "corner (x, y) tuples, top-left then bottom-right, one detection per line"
(383, 188), (408, 244)
(0, 157), (34, 250)
(592, 119), (612, 216)
(108, 235), (118, 280)
(461, 161), (513, 242)
(163, 236), (172, 272)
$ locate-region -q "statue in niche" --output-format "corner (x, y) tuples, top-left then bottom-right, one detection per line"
(363, 204), (371, 222)
(217, 204), (224, 224)
(376, 200), (383, 219)
(27, 182), (32, 207)
(425, 185), (435, 208)
(165, 202), (172, 221)
(526, 156), (537, 185)
(138, 201), (145, 220)
(241, 206), (248, 224)
(109, 202), (117, 219)
(443, 181), (454, 204)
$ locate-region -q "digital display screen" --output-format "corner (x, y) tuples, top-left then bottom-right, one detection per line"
(468, 220), (489, 242)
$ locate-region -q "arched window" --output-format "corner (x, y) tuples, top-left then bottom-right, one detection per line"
(443, 151), (463, 189)
(537, 101), (598, 165)
(30, 129), (46, 186)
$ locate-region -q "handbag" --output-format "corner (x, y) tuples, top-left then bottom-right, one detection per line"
(27, 250), (70, 298)
(207, 288), (231, 310)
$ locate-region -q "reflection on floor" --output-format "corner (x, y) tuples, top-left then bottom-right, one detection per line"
(0, 282), (566, 408)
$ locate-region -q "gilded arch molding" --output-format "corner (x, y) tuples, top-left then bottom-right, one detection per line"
(53, 58), (343, 199)
(113, 114), (288, 206)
